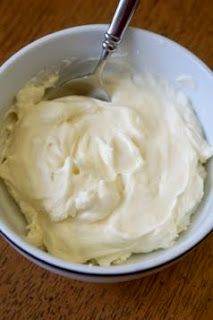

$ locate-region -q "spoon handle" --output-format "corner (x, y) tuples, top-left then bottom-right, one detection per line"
(103, 0), (140, 54)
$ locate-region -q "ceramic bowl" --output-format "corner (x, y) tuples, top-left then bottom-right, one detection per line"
(0, 25), (212, 282)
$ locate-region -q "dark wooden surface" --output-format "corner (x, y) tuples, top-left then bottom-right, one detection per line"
(0, 0), (212, 319)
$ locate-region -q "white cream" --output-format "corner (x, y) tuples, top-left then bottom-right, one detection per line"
(0, 71), (212, 265)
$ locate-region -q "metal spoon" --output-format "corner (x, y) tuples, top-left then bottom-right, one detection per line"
(45, 0), (140, 101)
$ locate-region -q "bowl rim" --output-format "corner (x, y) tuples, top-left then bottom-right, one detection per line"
(1, 229), (212, 277)
(0, 24), (213, 276)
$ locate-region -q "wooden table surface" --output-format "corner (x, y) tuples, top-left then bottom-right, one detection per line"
(0, 0), (212, 319)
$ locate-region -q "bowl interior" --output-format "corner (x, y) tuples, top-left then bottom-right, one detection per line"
(0, 25), (212, 273)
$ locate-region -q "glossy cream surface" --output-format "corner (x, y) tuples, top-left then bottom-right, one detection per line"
(0, 70), (212, 265)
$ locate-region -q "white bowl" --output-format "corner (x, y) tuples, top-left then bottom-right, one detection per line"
(0, 25), (212, 283)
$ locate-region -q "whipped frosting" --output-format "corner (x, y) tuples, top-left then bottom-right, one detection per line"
(0, 69), (212, 265)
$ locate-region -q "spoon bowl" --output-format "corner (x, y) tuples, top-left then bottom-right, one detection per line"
(46, 66), (111, 101)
